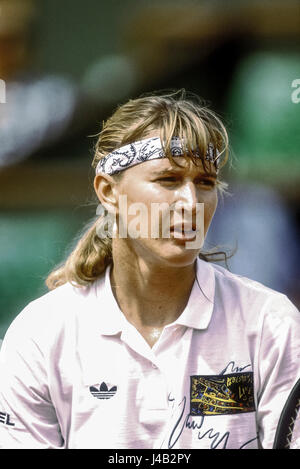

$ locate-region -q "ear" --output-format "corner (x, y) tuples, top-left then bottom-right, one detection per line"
(94, 173), (118, 214)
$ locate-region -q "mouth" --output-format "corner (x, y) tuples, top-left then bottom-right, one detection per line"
(170, 225), (198, 240)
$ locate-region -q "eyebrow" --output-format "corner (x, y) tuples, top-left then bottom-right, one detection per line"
(151, 168), (217, 178)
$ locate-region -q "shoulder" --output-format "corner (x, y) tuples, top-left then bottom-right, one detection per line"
(208, 261), (299, 323)
(20, 281), (94, 320)
(2, 279), (102, 351)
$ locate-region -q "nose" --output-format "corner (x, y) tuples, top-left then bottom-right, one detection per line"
(176, 181), (198, 211)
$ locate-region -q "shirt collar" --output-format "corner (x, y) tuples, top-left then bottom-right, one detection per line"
(92, 264), (127, 335)
(172, 258), (215, 330)
(93, 257), (215, 335)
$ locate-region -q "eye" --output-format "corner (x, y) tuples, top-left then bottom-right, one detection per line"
(195, 178), (216, 187)
(157, 176), (178, 183)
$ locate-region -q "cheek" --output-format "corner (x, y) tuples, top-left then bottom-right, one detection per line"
(118, 182), (171, 222)
(203, 193), (218, 226)
(120, 180), (164, 205)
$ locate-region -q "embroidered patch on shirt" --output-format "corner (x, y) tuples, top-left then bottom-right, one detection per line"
(190, 372), (255, 416)
(89, 382), (117, 400)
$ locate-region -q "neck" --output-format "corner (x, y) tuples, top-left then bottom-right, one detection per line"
(110, 241), (196, 331)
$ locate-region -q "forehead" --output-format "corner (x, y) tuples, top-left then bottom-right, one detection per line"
(124, 157), (217, 177)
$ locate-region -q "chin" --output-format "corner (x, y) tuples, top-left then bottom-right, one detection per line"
(155, 245), (201, 267)
(128, 237), (202, 268)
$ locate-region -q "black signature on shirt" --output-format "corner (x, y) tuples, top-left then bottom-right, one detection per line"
(167, 394), (257, 449)
(219, 361), (252, 375)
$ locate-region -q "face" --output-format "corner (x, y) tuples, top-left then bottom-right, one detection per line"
(113, 156), (218, 268)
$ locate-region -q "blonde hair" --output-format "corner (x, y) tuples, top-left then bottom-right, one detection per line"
(46, 89), (230, 290)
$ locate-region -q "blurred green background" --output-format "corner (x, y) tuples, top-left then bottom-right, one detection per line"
(0, 0), (299, 337)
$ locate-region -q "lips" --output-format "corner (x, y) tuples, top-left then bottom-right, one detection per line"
(170, 224), (198, 240)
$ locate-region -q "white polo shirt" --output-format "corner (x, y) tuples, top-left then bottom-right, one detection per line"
(0, 258), (299, 449)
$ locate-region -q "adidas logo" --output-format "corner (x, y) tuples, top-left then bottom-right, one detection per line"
(89, 382), (117, 400)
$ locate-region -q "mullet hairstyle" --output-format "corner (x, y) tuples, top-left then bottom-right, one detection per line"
(46, 89), (230, 290)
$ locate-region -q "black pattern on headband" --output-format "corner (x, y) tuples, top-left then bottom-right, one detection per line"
(96, 137), (220, 175)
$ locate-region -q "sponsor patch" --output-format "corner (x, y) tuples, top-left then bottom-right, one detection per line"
(190, 372), (255, 416)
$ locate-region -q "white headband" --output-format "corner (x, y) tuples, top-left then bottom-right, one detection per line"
(95, 137), (220, 175)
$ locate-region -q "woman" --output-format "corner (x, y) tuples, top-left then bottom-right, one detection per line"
(0, 90), (299, 449)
